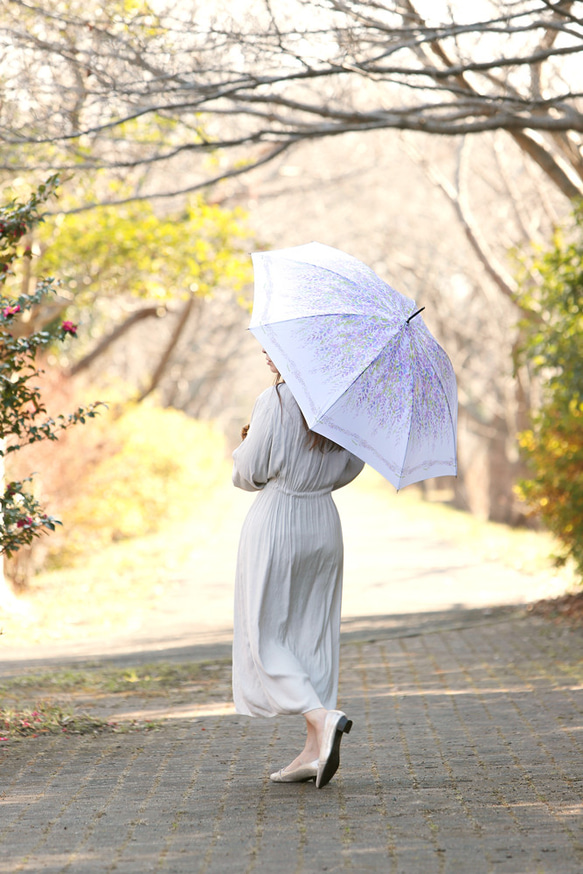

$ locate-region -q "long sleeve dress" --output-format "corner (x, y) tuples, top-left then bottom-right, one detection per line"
(232, 383), (364, 718)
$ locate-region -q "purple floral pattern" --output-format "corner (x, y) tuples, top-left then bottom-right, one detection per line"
(250, 243), (457, 489)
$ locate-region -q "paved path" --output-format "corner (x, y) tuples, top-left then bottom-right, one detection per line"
(1, 474), (582, 872)
(2, 606), (583, 873)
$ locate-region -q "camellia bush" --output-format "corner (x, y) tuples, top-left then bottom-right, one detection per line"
(0, 177), (101, 558)
(516, 203), (583, 580)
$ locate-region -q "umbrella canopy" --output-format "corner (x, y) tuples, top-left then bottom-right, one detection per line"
(250, 242), (457, 489)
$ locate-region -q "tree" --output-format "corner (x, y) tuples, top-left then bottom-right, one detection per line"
(0, 176), (253, 588)
(516, 203), (583, 578)
(1, 0), (582, 208)
(4, 0), (582, 525)
(0, 177), (101, 558)
(34, 189), (253, 400)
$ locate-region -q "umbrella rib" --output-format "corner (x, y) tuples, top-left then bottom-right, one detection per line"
(256, 252), (417, 320)
(399, 365), (417, 492)
(274, 256), (379, 302)
(295, 259), (417, 322)
(416, 331), (458, 440)
(426, 349), (458, 456)
(294, 260), (382, 303)
(403, 333), (457, 478)
(314, 324), (408, 422)
(250, 310), (364, 329)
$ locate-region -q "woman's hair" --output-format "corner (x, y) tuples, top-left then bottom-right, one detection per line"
(274, 374), (342, 453)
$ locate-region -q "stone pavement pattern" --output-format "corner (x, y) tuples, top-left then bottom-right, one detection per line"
(2, 609), (583, 873)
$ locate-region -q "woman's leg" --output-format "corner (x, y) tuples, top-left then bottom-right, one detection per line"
(280, 707), (327, 771)
(304, 707), (327, 759)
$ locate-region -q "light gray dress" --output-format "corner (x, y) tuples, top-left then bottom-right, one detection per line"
(232, 383), (364, 717)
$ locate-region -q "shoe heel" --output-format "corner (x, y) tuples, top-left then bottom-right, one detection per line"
(337, 716), (352, 735)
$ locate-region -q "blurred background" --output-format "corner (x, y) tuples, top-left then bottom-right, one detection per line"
(0, 0), (581, 644)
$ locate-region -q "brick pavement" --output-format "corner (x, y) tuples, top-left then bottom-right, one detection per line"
(1, 608), (583, 873)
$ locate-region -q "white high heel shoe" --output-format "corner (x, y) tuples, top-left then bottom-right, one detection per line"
(269, 759), (318, 783)
(316, 710), (352, 789)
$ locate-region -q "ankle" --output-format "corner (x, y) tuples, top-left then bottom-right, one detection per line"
(304, 707), (327, 731)
(304, 707), (328, 753)
(301, 743), (320, 762)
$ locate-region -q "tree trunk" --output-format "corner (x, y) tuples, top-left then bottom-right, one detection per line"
(136, 294), (200, 404)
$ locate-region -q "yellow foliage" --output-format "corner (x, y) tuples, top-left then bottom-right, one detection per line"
(37, 191), (253, 305)
(48, 405), (229, 566)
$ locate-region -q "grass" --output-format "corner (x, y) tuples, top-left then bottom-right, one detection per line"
(0, 659), (232, 698)
(0, 659), (233, 743)
(0, 704), (158, 740)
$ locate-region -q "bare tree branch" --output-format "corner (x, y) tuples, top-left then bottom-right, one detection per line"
(402, 136), (521, 307)
(1, 0), (582, 205)
(136, 294), (200, 404)
(69, 305), (167, 377)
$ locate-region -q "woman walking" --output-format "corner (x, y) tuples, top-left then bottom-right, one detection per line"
(232, 350), (364, 787)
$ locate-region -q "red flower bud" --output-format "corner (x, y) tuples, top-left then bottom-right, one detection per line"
(16, 516), (33, 529)
(61, 320), (78, 336)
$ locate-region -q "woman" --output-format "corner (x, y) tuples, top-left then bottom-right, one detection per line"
(232, 349), (364, 788)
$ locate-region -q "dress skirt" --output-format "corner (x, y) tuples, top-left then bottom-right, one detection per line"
(232, 384), (364, 718)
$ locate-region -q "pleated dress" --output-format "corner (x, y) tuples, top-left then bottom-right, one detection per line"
(232, 383), (364, 717)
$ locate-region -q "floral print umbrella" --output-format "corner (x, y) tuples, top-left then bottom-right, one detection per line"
(250, 242), (457, 489)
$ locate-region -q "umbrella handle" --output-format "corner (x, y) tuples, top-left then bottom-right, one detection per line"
(406, 307), (425, 324)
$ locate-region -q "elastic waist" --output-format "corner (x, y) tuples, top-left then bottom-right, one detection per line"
(265, 482), (332, 498)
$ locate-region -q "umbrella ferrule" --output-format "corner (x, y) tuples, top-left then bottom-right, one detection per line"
(406, 307), (426, 324)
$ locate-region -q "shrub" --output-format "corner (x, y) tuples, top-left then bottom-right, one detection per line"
(518, 401), (583, 574)
(516, 203), (583, 580)
(0, 177), (100, 561)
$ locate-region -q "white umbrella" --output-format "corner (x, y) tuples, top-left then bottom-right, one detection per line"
(250, 241), (457, 489)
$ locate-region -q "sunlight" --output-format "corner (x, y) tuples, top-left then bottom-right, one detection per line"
(111, 700), (236, 721)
